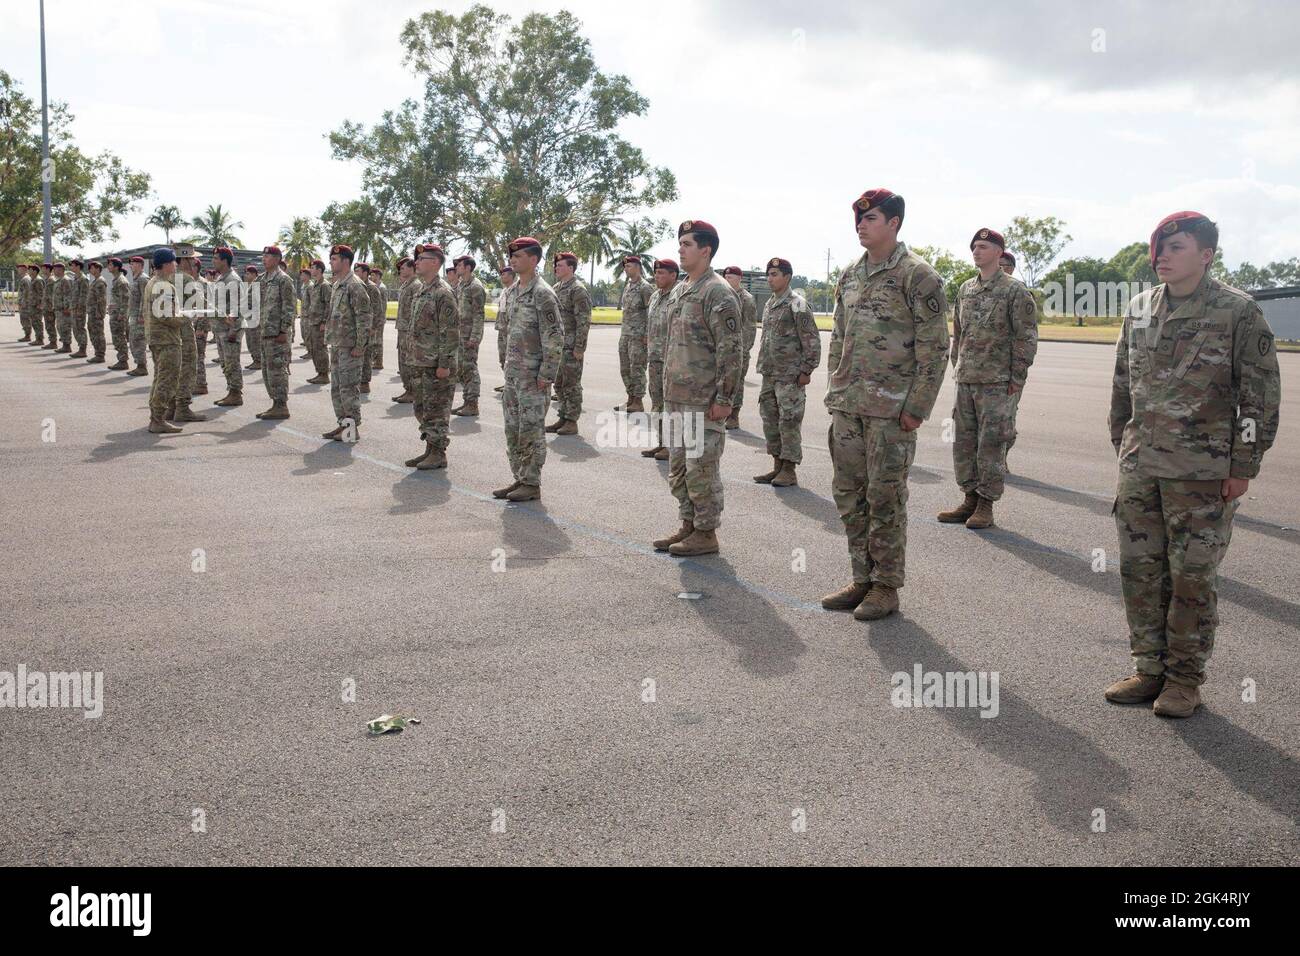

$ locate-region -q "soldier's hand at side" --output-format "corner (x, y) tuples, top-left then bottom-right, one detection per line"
(436, 367), (450, 380)
(275, 333), (288, 344)
(227, 335), (237, 344)
(574, 349), (584, 361)
(350, 346), (363, 358)
(537, 378), (551, 391)
(1221, 477), (1249, 502)
(707, 403), (731, 422)
(797, 372), (811, 386)
(1007, 383), (1022, 395)
(899, 411), (923, 432)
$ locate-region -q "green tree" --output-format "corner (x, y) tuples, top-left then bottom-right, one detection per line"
(320, 199), (396, 270)
(327, 4), (677, 272)
(277, 216), (328, 272)
(607, 217), (667, 277)
(1003, 215), (1072, 288)
(145, 204), (184, 244)
(189, 204), (244, 248)
(0, 69), (150, 260)
(1106, 241), (1157, 286)
(910, 244), (977, 303)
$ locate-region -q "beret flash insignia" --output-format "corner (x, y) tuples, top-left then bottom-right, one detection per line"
(769, 258), (779, 267)
(681, 220), (694, 232)
(979, 229), (989, 239)
(1162, 220), (1179, 235)
(856, 198), (870, 211)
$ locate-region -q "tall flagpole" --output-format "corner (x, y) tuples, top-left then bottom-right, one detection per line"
(40, 0), (53, 260)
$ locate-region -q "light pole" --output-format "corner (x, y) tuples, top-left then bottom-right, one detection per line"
(39, 0), (53, 261)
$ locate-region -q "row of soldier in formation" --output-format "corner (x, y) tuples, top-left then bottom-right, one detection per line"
(8, 191), (1283, 718)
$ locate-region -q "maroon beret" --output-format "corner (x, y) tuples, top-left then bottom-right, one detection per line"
(371, 267), (383, 275)
(622, 255), (642, 267)
(262, 245), (282, 257)
(999, 250), (1016, 265)
(970, 227), (1005, 250)
(499, 265), (514, 274)
(214, 246), (233, 257)
(416, 243), (445, 261)
(446, 267), (456, 275)
(69, 258), (84, 268)
(454, 255), (477, 270)
(507, 236), (542, 255)
(129, 256), (144, 264)
(853, 187), (901, 223)
(677, 219), (720, 250)
(721, 265), (743, 277)
(1149, 210), (1213, 268)
(88, 260), (102, 270)
(553, 251), (578, 268)
(765, 257), (793, 275)
(311, 259), (326, 270)
(107, 257), (123, 267)
(329, 243), (353, 258)
(244, 265), (259, 274)
(395, 256), (411, 269)
(653, 258), (679, 273)
(52, 262), (65, 270)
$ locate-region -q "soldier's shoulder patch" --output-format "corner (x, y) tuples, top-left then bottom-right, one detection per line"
(925, 294), (942, 314)
(1257, 331), (1274, 357)
(726, 315), (737, 332)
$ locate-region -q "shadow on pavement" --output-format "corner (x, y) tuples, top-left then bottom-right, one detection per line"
(389, 469), (451, 514)
(1175, 710), (1299, 826)
(499, 499), (573, 564)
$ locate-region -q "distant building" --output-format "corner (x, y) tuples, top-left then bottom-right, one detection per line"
(1253, 286), (1300, 341)
(98, 244), (265, 277)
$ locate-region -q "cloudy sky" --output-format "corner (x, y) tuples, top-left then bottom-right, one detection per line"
(5, 0), (1298, 277)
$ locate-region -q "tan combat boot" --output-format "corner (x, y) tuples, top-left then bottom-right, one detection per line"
(192, 383), (208, 395)
(260, 402), (290, 420)
(127, 364), (148, 376)
(724, 410), (740, 430)
(965, 496), (994, 529)
(214, 391), (243, 407)
(492, 480), (521, 499)
(1153, 682), (1201, 718)
(653, 522), (693, 552)
(506, 483), (540, 501)
(1103, 673), (1165, 704)
(555, 419), (578, 436)
(416, 447), (448, 471)
(821, 582), (871, 611)
(641, 445), (664, 458)
(307, 374), (329, 385)
(653, 447), (669, 461)
(393, 390), (413, 404)
(148, 417), (182, 434)
(753, 456), (782, 484)
(174, 406), (207, 422)
(771, 460), (798, 487)
(853, 584), (899, 621)
(322, 425), (344, 440)
(108, 359), (129, 371)
(937, 492), (979, 523)
(669, 528), (719, 556)
(71, 347), (87, 357)
(359, 382), (370, 393)
(405, 443), (433, 467)
(453, 401), (479, 417)
(544, 418), (564, 433)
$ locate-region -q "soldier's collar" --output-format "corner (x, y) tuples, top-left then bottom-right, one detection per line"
(769, 287), (792, 305)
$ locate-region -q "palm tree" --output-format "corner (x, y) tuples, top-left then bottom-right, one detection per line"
(277, 216), (327, 272)
(608, 217), (668, 278)
(145, 204), (184, 244)
(571, 215), (622, 285)
(190, 204), (245, 248)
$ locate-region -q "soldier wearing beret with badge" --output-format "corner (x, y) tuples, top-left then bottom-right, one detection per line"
(323, 243), (371, 441)
(822, 189), (950, 620)
(405, 243), (460, 470)
(1105, 212), (1281, 717)
(545, 251), (592, 435)
(651, 219), (742, 557)
(938, 227), (1037, 529)
(142, 248), (185, 433)
(616, 254), (654, 414)
(85, 260), (108, 363)
(753, 257), (820, 488)
(721, 266), (758, 430)
(640, 257), (681, 461)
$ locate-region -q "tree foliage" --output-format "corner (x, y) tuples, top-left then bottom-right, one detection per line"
(1003, 215), (1072, 288)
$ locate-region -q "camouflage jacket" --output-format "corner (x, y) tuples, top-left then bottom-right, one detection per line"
(757, 288), (821, 382)
(951, 269), (1038, 385)
(18, 274), (32, 313)
(457, 276), (487, 346)
(620, 276), (653, 337)
(212, 269), (242, 330)
(734, 286), (758, 346)
(258, 269), (296, 338)
(824, 242), (950, 421)
(71, 271), (90, 315)
(408, 277), (460, 371)
(646, 284), (677, 364)
(110, 273), (130, 317)
(143, 274), (184, 346)
(88, 275), (109, 319)
(366, 282), (384, 328)
(553, 275), (592, 352)
(1109, 273), (1280, 480)
(129, 273), (147, 319)
(32, 275), (46, 312)
(51, 275), (72, 315)
(664, 269), (742, 406)
(395, 276), (422, 332)
(326, 272), (372, 350)
(502, 274), (563, 384)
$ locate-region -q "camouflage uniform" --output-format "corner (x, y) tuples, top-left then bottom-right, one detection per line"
(87, 272), (108, 359)
(128, 270), (148, 368)
(258, 267), (296, 405)
(495, 285), (511, 368)
(395, 274), (423, 394)
(307, 277), (331, 377)
(501, 275), (563, 486)
(1109, 273), (1281, 687)
(409, 277), (461, 453)
(31, 271), (48, 343)
(553, 274), (592, 422)
(825, 242), (949, 588)
(143, 274), (184, 419)
(646, 284), (677, 432)
(109, 271), (131, 364)
(18, 271), (34, 338)
(663, 271), (742, 530)
(70, 269), (90, 351)
(41, 271), (57, 344)
(456, 276), (487, 403)
(366, 279), (386, 375)
(213, 268), (244, 394)
(51, 273), (73, 348)
(730, 285), (758, 410)
(619, 274), (653, 398)
(326, 271), (371, 425)
(175, 272), (198, 410)
(756, 287), (821, 463)
(191, 273), (213, 392)
(949, 269), (1038, 501)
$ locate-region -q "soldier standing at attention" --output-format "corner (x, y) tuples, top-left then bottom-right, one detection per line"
(652, 220), (742, 557)
(721, 265), (758, 430)
(821, 188), (949, 621)
(323, 244), (370, 441)
(211, 249), (245, 406)
(545, 251), (591, 436)
(404, 244), (460, 471)
(185, 252), (213, 395)
(352, 262), (374, 391)
(67, 259), (90, 357)
(143, 248), (184, 434)
(297, 268), (313, 358)
(494, 265), (515, 391)
(753, 257), (820, 488)
(106, 258), (131, 369)
(85, 261), (108, 363)
(31, 264), (48, 346)
(167, 245), (206, 423)
(370, 267), (388, 370)
(126, 257), (149, 372)
(50, 262), (72, 352)
(40, 263), (59, 349)
(492, 237), (563, 502)
(640, 257), (680, 461)
(305, 259), (332, 385)
(616, 256), (653, 413)
(391, 255), (419, 402)
(1105, 212), (1281, 718)
(938, 228), (1038, 529)
(452, 256), (487, 418)
(255, 245), (295, 420)
(242, 264), (263, 370)
(16, 265), (32, 342)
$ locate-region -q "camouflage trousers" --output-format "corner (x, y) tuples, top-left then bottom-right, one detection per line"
(43, 310), (56, 344)
(245, 325), (262, 367)
(396, 330), (412, 392)
(128, 314), (147, 366)
(618, 327), (648, 399)
(369, 316), (386, 371)
(1114, 470), (1237, 687)
(19, 308), (33, 336)
(496, 322), (507, 369)
(555, 347), (584, 421)
(148, 345), (181, 419)
(72, 311), (87, 350)
(730, 326), (757, 409)
(88, 312), (105, 357)
(330, 347), (364, 425)
(503, 374), (551, 486)
(109, 314), (129, 363)
(647, 359), (665, 442)
(178, 320), (196, 408)
(953, 382), (1018, 501)
(306, 322), (328, 376)
(57, 312), (73, 347)
(458, 339), (481, 402)
(215, 322), (243, 393)
(260, 338), (291, 403)
(830, 412), (916, 589)
(667, 401), (726, 531)
(759, 379), (807, 464)
(414, 368), (456, 452)
(192, 319), (209, 391)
